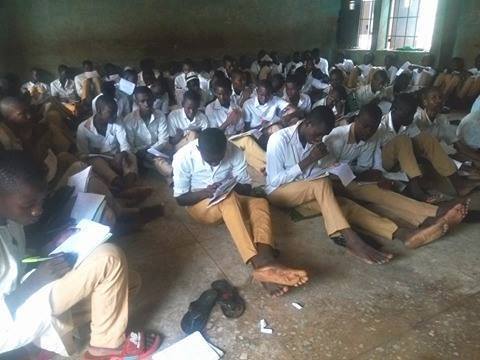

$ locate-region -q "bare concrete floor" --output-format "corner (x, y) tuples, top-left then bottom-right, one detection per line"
(109, 172), (480, 360)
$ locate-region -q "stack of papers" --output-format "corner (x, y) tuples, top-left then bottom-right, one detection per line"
(49, 219), (112, 268)
(152, 332), (223, 360)
(208, 176), (237, 208)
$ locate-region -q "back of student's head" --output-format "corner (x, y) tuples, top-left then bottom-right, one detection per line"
(392, 92), (418, 114)
(305, 106), (335, 132)
(302, 50), (313, 62)
(285, 74), (301, 88)
(294, 66), (307, 85)
(58, 64), (69, 74)
(393, 72), (412, 94)
(0, 150), (46, 194)
(257, 79), (273, 94)
(82, 60), (93, 69)
(214, 76), (232, 92)
(100, 81), (116, 98)
(358, 103), (382, 126)
(134, 85), (153, 99)
(270, 73), (285, 92)
(182, 89), (201, 105)
(95, 94), (117, 114)
(198, 128), (227, 155)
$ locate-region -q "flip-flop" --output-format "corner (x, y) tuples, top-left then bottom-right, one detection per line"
(83, 331), (161, 360)
(211, 279), (245, 319)
(181, 289), (218, 334)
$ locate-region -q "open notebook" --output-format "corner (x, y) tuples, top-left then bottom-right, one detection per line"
(152, 332), (224, 360)
(49, 219), (112, 268)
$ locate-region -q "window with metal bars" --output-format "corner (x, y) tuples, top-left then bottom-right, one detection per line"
(357, 0), (376, 50)
(386, 0), (438, 50)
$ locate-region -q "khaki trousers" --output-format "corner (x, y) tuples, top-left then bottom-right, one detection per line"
(186, 192), (273, 263)
(267, 178), (398, 240)
(88, 153), (138, 186)
(346, 182), (438, 227)
(50, 244), (136, 349)
(231, 136), (266, 173)
(458, 76), (480, 99)
(81, 78), (102, 101)
(382, 135), (423, 179)
(434, 73), (462, 98)
(412, 132), (457, 177)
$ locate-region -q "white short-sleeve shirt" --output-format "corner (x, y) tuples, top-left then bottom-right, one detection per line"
(205, 99), (244, 136)
(123, 109), (169, 152)
(172, 139), (251, 197)
(457, 111), (480, 150)
(413, 107), (458, 145)
(50, 78), (79, 103)
(242, 96), (290, 128)
(377, 112), (421, 146)
(76, 116), (131, 155)
(167, 108), (209, 137)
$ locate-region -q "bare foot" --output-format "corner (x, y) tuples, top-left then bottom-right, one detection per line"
(253, 265), (308, 287)
(261, 282), (290, 297)
(342, 229), (393, 265)
(440, 202), (469, 228)
(404, 222), (449, 249)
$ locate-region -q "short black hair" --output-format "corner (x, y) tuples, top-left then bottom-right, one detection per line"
(373, 69), (389, 82)
(359, 103), (383, 125)
(270, 74), (285, 91)
(306, 106), (335, 131)
(198, 128), (227, 155)
(257, 79), (273, 93)
(100, 81), (116, 97)
(329, 68), (344, 79)
(134, 86), (153, 98)
(95, 94), (117, 113)
(285, 74), (300, 88)
(392, 92), (418, 112)
(213, 76), (232, 92)
(58, 64), (68, 72)
(0, 150), (46, 193)
(182, 90), (201, 105)
(230, 69), (243, 80)
(331, 85), (347, 99)
(82, 60), (93, 67)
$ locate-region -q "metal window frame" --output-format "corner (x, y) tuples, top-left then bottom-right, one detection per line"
(386, 0), (422, 49)
(357, 0), (376, 49)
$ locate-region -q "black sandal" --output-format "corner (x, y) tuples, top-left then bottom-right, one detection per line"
(211, 279), (245, 319)
(181, 289), (218, 334)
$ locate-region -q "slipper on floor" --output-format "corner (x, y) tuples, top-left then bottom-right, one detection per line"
(211, 279), (245, 318)
(181, 289), (218, 334)
(83, 331), (161, 360)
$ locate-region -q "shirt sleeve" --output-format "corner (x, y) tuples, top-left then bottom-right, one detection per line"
(231, 146), (251, 185)
(167, 112), (177, 137)
(114, 124), (131, 152)
(152, 114), (170, 149)
(242, 102), (253, 125)
(266, 134), (303, 189)
(172, 151), (192, 197)
(50, 82), (59, 97)
(76, 125), (90, 155)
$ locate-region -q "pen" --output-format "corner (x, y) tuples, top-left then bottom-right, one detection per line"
(21, 253), (64, 264)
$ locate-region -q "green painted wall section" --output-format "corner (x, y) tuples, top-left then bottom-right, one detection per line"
(453, 0), (480, 66)
(1, 0), (341, 77)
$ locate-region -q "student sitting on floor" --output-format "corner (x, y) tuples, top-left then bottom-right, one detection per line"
(242, 79), (296, 135)
(285, 51), (303, 77)
(384, 54), (398, 85)
(173, 128), (308, 297)
(265, 106), (393, 264)
(74, 60), (102, 102)
(167, 90), (209, 152)
(137, 58), (161, 86)
(347, 52), (375, 88)
(312, 85), (347, 121)
(312, 48), (329, 76)
(149, 76), (170, 115)
(332, 51), (355, 75)
(230, 70), (254, 107)
(407, 54), (437, 90)
(0, 150), (160, 358)
(250, 50), (267, 78)
(174, 59), (194, 105)
(50, 65), (80, 117)
(271, 73), (285, 98)
(456, 110), (480, 163)
(123, 86), (171, 180)
(20, 68), (50, 107)
(206, 77), (266, 173)
(77, 95), (138, 190)
(322, 68), (347, 96)
(323, 103), (468, 249)
(270, 52), (284, 76)
(377, 93), (478, 201)
(185, 72), (210, 109)
(354, 69), (392, 108)
(284, 74), (312, 115)
(458, 54), (480, 104)
(92, 81), (132, 122)
(218, 55), (236, 79)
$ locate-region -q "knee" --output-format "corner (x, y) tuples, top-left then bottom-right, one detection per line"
(250, 197), (269, 208)
(93, 243), (126, 269)
(396, 134), (412, 147)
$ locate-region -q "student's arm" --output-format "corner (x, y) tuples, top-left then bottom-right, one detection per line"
(76, 125), (90, 157)
(4, 255), (72, 316)
(151, 114), (170, 150)
(231, 147), (252, 196)
(175, 185), (218, 207)
(220, 109), (243, 131)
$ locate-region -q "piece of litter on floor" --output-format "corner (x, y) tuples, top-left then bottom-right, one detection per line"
(292, 302), (304, 310)
(259, 319), (273, 334)
(152, 331), (223, 359)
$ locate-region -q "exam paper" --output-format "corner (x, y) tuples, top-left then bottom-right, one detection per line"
(327, 163), (356, 187)
(207, 176), (237, 208)
(152, 332), (223, 360)
(68, 166), (92, 194)
(119, 78), (136, 95)
(70, 193), (106, 222)
(49, 219), (111, 268)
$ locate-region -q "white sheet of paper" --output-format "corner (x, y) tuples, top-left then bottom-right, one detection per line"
(383, 171), (409, 182)
(49, 219), (111, 268)
(327, 163), (356, 187)
(207, 176), (237, 208)
(70, 193), (106, 222)
(453, 159), (463, 170)
(152, 332), (221, 360)
(84, 70), (99, 79)
(67, 166), (92, 194)
(228, 128), (262, 141)
(119, 78), (136, 95)
(147, 147), (170, 159)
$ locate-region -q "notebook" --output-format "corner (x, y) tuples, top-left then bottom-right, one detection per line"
(152, 332), (223, 360)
